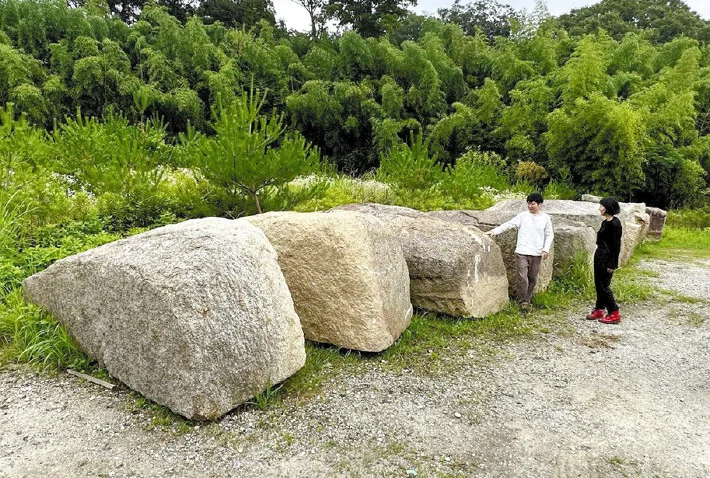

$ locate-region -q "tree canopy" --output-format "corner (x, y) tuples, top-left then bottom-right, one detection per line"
(0, 0), (709, 208)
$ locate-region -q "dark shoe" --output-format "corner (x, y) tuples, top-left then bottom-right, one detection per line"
(520, 302), (531, 314)
(599, 310), (621, 324)
(586, 309), (605, 320)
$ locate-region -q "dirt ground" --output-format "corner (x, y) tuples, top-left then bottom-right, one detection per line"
(1, 257), (709, 478)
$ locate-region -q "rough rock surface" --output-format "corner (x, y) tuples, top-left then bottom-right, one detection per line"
(431, 211), (596, 279)
(484, 199), (649, 266)
(243, 211), (412, 352)
(334, 204), (509, 318)
(549, 219), (597, 276)
(430, 209), (554, 294)
(2, 257), (708, 478)
(645, 206), (668, 240)
(22, 218), (305, 420)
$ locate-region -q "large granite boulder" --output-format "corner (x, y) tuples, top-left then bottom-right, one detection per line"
(334, 204), (509, 318)
(243, 211), (412, 352)
(483, 199), (649, 266)
(22, 218), (305, 420)
(429, 210), (554, 295)
(550, 220), (597, 276)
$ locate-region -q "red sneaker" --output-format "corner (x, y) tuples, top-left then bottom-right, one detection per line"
(599, 310), (621, 324)
(586, 309), (605, 320)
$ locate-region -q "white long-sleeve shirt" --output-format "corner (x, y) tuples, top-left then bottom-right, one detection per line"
(490, 211), (554, 256)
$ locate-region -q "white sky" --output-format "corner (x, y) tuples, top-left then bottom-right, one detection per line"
(273, 0), (710, 33)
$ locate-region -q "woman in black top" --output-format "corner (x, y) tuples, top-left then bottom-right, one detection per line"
(586, 197), (623, 324)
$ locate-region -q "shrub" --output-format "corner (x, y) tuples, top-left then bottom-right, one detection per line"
(439, 150), (511, 209)
(377, 131), (444, 190)
(515, 160), (548, 185)
(53, 114), (171, 229)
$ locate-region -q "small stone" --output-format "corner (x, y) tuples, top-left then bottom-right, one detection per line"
(454, 412), (461, 418)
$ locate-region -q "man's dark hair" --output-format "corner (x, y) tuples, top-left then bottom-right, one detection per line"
(526, 193), (544, 204)
(599, 197), (621, 215)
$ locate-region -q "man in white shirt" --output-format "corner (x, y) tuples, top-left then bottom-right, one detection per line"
(485, 193), (554, 311)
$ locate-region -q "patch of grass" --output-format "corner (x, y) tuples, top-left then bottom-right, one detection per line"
(612, 267), (654, 304)
(0, 289), (91, 371)
(535, 252), (594, 310)
(607, 455), (625, 466)
(128, 393), (194, 434)
(247, 379), (284, 410)
(634, 226), (710, 261)
(658, 289), (702, 303)
(279, 341), (363, 402)
(379, 304), (535, 374)
(686, 312), (706, 327)
(666, 208), (710, 229)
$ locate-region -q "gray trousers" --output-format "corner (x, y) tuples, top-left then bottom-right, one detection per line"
(515, 253), (542, 304)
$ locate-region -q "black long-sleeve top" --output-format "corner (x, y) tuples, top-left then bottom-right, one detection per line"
(596, 216), (623, 269)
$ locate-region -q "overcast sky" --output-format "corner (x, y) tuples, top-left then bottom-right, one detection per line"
(272, 0), (710, 33)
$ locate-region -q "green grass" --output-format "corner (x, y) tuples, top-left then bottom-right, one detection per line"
(127, 393), (194, 434)
(379, 305), (536, 373)
(247, 379), (285, 410)
(0, 289), (90, 370)
(634, 226), (710, 261)
(279, 341), (363, 402)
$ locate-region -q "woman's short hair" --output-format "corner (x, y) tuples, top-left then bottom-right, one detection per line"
(599, 197), (621, 215)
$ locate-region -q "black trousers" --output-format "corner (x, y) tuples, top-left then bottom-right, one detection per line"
(593, 249), (619, 312)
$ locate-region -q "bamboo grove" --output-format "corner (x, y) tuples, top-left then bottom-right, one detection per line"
(1, 0), (710, 225)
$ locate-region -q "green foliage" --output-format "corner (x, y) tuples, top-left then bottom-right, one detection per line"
(514, 160), (548, 185)
(0, 0), (707, 208)
(327, 0), (415, 38)
(247, 378), (284, 410)
(377, 131), (443, 190)
(534, 251), (593, 309)
(543, 179), (578, 200)
(289, 174), (397, 212)
(558, 0), (710, 45)
(53, 113), (171, 228)
(438, 149), (509, 209)
(0, 289), (90, 370)
(545, 93), (646, 199)
(666, 208), (710, 229)
(188, 88), (320, 215)
(437, 0), (519, 39)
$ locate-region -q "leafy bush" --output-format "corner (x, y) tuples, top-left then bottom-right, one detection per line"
(515, 160), (548, 184)
(543, 179), (578, 200)
(439, 150), (510, 209)
(53, 114), (171, 229)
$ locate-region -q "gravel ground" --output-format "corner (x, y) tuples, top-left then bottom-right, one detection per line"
(1, 257), (709, 478)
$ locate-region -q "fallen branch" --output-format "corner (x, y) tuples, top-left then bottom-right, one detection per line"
(67, 369), (116, 390)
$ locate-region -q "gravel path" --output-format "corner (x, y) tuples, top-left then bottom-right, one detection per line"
(1, 258), (709, 478)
